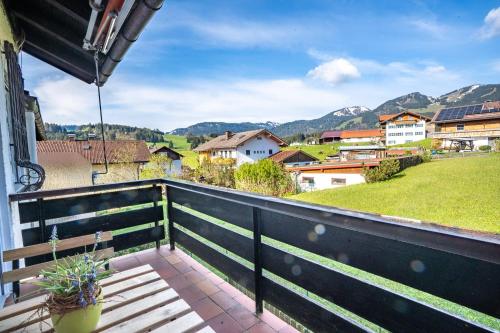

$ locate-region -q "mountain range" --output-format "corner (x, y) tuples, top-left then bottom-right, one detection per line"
(170, 84), (499, 138)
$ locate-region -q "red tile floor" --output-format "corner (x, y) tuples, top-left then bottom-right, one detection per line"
(109, 246), (299, 333)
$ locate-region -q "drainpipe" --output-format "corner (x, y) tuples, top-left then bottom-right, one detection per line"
(98, 0), (164, 85)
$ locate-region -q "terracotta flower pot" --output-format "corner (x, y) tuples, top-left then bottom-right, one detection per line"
(50, 289), (103, 333)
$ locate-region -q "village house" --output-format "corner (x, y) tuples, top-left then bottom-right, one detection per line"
(338, 146), (386, 162)
(379, 111), (431, 145)
(340, 129), (383, 143)
(288, 161), (380, 191)
(194, 129), (287, 166)
(431, 101), (500, 150)
(319, 130), (342, 144)
(268, 150), (319, 167)
(37, 140), (151, 186)
(149, 146), (183, 176)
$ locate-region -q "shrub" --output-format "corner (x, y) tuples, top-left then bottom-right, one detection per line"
(364, 159), (400, 183)
(479, 145), (491, 152)
(495, 139), (500, 152)
(140, 154), (173, 179)
(194, 158), (235, 188)
(421, 150), (432, 163)
(235, 159), (294, 197)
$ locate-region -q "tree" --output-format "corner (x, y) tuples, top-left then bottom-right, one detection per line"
(235, 159), (294, 197)
(364, 159), (400, 183)
(140, 154), (173, 179)
(194, 158), (235, 188)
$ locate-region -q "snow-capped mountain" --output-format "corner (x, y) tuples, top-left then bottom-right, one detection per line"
(332, 106), (371, 117)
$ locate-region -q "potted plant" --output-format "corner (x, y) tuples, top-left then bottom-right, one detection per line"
(35, 227), (112, 333)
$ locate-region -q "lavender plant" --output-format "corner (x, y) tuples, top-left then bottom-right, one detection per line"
(35, 227), (112, 314)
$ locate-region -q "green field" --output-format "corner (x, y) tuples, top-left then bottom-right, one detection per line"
(282, 142), (372, 161)
(290, 154), (500, 233)
(163, 134), (191, 150)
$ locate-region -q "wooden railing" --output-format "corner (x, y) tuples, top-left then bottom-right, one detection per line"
(9, 178), (500, 332)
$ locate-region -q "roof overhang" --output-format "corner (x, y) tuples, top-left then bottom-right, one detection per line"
(379, 111), (432, 125)
(6, 0), (164, 85)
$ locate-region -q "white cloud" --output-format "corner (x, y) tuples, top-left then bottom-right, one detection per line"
(479, 7), (500, 39)
(307, 58), (360, 85)
(493, 59), (500, 72)
(409, 19), (447, 38)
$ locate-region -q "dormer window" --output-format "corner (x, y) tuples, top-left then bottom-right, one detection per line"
(457, 124), (464, 131)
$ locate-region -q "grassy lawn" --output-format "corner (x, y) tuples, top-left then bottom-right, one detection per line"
(290, 154), (500, 233)
(179, 150), (199, 169)
(282, 142), (372, 161)
(163, 134), (191, 150)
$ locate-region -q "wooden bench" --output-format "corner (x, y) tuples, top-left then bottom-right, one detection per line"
(1, 231), (114, 302)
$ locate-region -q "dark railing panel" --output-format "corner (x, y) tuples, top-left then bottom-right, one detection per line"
(168, 186), (253, 231)
(112, 226), (165, 252)
(262, 244), (485, 332)
(260, 209), (500, 318)
(172, 207), (254, 262)
(262, 278), (365, 333)
(22, 206), (163, 246)
(175, 229), (254, 290)
(19, 186), (160, 222)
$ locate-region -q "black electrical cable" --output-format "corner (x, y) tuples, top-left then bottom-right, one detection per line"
(92, 50), (108, 184)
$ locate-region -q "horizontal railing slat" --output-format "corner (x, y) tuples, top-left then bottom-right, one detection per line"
(168, 186), (253, 231)
(175, 228), (254, 290)
(21, 206), (163, 246)
(19, 186), (161, 222)
(112, 226), (165, 252)
(262, 244), (490, 332)
(262, 277), (366, 333)
(260, 209), (500, 318)
(172, 207), (254, 262)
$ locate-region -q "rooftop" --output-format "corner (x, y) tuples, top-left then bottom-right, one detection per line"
(432, 101), (500, 124)
(340, 129), (383, 139)
(194, 129), (287, 152)
(268, 150), (318, 163)
(37, 140), (151, 164)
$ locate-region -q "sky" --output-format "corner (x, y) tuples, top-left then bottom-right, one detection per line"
(22, 0), (500, 132)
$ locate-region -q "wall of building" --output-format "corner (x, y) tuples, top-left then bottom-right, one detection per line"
(92, 163), (142, 184)
(386, 120), (426, 145)
(437, 119), (500, 133)
(235, 136), (280, 166)
(295, 172), (365, 192)
(341, 137), (378, 143)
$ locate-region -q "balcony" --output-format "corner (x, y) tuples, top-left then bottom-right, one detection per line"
(432, 128), (500, 139)
(6, 178), (500, 332)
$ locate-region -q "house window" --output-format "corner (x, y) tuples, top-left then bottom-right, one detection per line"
(212, 151), (216, 156)
(388, 140), (396, 145)
(405, 132), (413, 136)
(415, 123), (424, 127)
(246, 150), (250, 155)
(396, 124), (404, 129)
(269, 149), (273, 155)
(405, 124), (413, 128)
(457, 124), (464, 131)
(301, 177), (314, 184)
(415, 131), (424, 135)
(257, 136), (262, 140)
(331, 178), (346, 185)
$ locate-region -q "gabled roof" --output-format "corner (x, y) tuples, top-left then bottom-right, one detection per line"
(193, 129), (287, 152)
(340, 129), (383, 139)
(37, 140), (151, 164)
(268, 150), (318, 163)
(320, 130), (342, 139)
(378, 111), (431, 124)
(431, 101), (500, 124)
(150, 146), (183, 159)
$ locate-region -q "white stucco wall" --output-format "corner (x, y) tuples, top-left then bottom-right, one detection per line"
(25, 111), (37, 163)
(386, 120), (426, 145)
(341, 137), (379, 143)
(295, 172), (366, 192)
(234, 136), (280, 166)
(166, 159), (182, 176)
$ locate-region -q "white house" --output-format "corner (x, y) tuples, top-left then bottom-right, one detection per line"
(379, 111), (431, 146)
(194, 129), (287, 166)
(149, 146), (183, 176)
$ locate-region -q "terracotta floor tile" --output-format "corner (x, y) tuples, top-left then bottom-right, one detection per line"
(196, 279), (220, 296)
(184, 269), (206, 284)
(227, 304), (260, 330)
(209, 291), (238, 311)
(173, 261), (193, 273)
(156, 264), (180, 280)
(233, 293), (255, 312)
(259, 310), (288, 331)
(177, 284), (207, 304)
(110, 255), (140, 272)
(167, 273), (194, 291)
(207, 272), (226, 286)
(165, 254), (182, 265)
(219, 282), (241, 298)
(278, 325), (300, 333)
(207, 313), (245, 333)
(192, 297), (225, 321)
(247, 322), (276, 333)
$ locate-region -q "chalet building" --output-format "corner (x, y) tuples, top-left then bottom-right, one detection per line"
(194, 129), (287, 166)
(268, 150), (319, 167)
(379, 111), (431, 146)
(339, 146), (386, 162)
(150, 146), (183, 176)
(319, 130), (342, 144)
(340, 129), (383, 143)
(37, 140), (151, 185)
(431, 101), (500, 150)
(288, 161), (380, 191)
